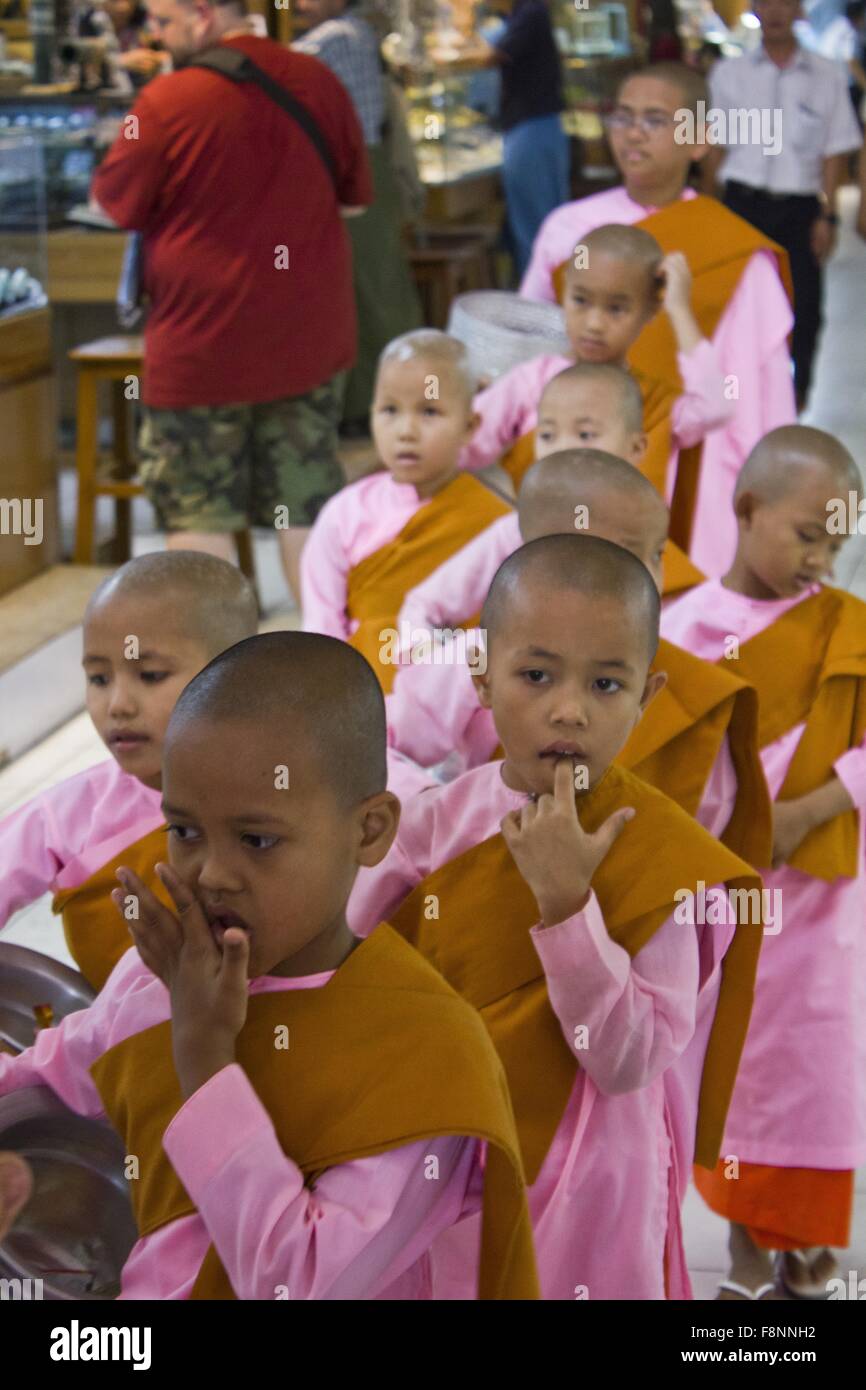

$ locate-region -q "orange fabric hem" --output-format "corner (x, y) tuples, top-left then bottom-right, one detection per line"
(693, 1159), (854, 1249)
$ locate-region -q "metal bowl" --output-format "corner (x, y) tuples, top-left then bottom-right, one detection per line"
(0, 942), (95, 1054)
(0, 1088), (137, 1300)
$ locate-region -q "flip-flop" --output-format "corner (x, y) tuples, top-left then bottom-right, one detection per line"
(717, 1278), (778, 1301)
(775, 1250), (836, 1301)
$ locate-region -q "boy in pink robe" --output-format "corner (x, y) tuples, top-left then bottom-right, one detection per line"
(519, 63), (797, 579)
(663, 425), (866, 1301)
(350, 534), (755, 1300)
(0, 554), (258, 964)
(460, 222), (732, 502)
(0, 634), (536, 1300)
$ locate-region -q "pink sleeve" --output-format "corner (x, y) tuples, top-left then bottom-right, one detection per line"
(670, 338), (736, 449)
(694, 737), (739, 841)
(163, 1063), (481, 1300)
(459, 369), (535, 474)
(0, 793), (65, 928)
(299, 493), (353, 640)
(713, 251), (796, 454)
(398, 516), (516, 635)
(530, 890), (700, 1096)
(0, 953), (146, 1115)
(833, 733), (866, 811)
(519, 213), (560, 302)
(387, 658), (482, 768)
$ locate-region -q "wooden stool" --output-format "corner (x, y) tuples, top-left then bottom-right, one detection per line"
(70, 336), (256, 585)
(407, 226), (498, 329)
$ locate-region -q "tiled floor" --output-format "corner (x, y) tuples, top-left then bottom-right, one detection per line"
(1, 186), (865, 1297)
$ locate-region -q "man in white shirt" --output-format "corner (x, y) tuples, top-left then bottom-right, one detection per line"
(705, 0), (861, 409)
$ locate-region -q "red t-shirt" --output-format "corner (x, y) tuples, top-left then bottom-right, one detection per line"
(93, 37), (373, 409)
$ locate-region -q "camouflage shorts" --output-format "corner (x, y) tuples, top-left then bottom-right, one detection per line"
(138, 376), (347, 532)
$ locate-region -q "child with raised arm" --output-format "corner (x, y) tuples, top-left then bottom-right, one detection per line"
(460, 223), (733, 532)
(350, 534), (765, 1299)
(664, 425), (866, 1301)
(0, 552), (258, 989)
(0, 634), (537, 1301)
(299, 329), (511, 692)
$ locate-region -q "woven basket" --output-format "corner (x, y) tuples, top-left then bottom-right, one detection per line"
(447, 290), (570, 388)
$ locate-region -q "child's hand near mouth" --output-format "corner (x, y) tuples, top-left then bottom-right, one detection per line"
(112, 863), (249, 1099)
(500, 759), (635, 928)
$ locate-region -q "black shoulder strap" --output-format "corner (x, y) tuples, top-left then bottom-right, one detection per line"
(190, 46), (339, 191)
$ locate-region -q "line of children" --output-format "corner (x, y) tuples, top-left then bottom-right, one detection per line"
(460, 222), (733, 552)
(398, 360), (704, 648)
(663, 425), (866, 1301)
(0, 633), (538, 1300)
(520, 60), (797, 577)
(348, 534), (765, 1299)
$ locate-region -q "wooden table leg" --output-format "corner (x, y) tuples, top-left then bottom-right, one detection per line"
(110, 377), (132, 563)
(73, 369), (98, 565)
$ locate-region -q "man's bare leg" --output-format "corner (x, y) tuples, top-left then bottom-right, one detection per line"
(166, 531), (236, 562)
(277, 526), (310, 608)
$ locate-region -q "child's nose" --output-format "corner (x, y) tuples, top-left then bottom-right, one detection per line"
(107, 681), (137, 716)
(197, 854), (243, 895)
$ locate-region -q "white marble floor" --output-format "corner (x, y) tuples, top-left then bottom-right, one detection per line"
(1, 184), (865, 1298)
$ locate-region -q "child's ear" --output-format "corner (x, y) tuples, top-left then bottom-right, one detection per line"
(630, 431), (648, 466)
(472, 666), (493, 708)
(466, 409), (482, 439)
(733, 490), (757, 527)
(637, 667), (667, 719)
(356, 791), (401, 868)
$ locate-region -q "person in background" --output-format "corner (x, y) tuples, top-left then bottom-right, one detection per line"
(453, 0), (568, 281)
(77, 0), (166, 84)
(91, 0), (372, 604)
(704, 0), (862, 411)
(293, 0), (422, 434)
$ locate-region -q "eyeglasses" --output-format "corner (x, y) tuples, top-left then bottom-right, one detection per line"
(604, 111), (678, 135)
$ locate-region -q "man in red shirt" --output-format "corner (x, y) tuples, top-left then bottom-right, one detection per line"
(93, 0), (373, 598)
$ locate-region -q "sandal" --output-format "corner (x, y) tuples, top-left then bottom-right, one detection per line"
(775, 1249), (837, 1301)
(717, 1278), (778, 1301)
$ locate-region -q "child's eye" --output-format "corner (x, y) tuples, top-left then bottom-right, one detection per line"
(87, 673), (108, 687)
(167, 823), (198, 842)
(594, 677), (622, 693)
(521, 668), (549, 685)
(379, 403), (396, 414)
(241, 833), (280, 850)
(140, 670), (170, 684)
(422, 406), (441, 417)
(579, 429), (598, 441)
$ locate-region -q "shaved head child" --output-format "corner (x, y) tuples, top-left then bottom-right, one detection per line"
(458, 220), (733, 547)
(300, 329), (511, 693)
(400, 363), (705, 648)
(0, 633), (538, 1300)
(0, 551), (258, 989)
(519, 60), (797, 578)
(350, 533), (764, 1299)
(664, 424), (866, 1300)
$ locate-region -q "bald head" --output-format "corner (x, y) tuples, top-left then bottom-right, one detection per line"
(86, 551), (258, 657)
(541, 363), (645, 434)
(482, 533), (661, 661)
(735, 425), (860, 504)
(570, 224), (663, 298)
(167, 631), (387, 807)
(378, 328), (476, 403)
(519, 447), (666, 536)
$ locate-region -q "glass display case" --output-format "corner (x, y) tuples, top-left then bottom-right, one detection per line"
(0, 132), (48, 308)
(551, 1), (640, 177)
(0, 92), (130, 226)
(402, 65), (502, 186)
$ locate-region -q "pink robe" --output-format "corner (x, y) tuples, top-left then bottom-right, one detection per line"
(662, 579), (866, 1168)
(347, 758), (735, 1299)
(519, 186), (797, 578)
(0, 758), (163, 925)
(398, 511), (520, 646)
(300, 470), (441, 641)
(457, 341), (732, 500)
(0, 947), (482, 1299)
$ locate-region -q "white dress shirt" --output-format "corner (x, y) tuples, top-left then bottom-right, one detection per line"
(709, 44), (861, 194)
